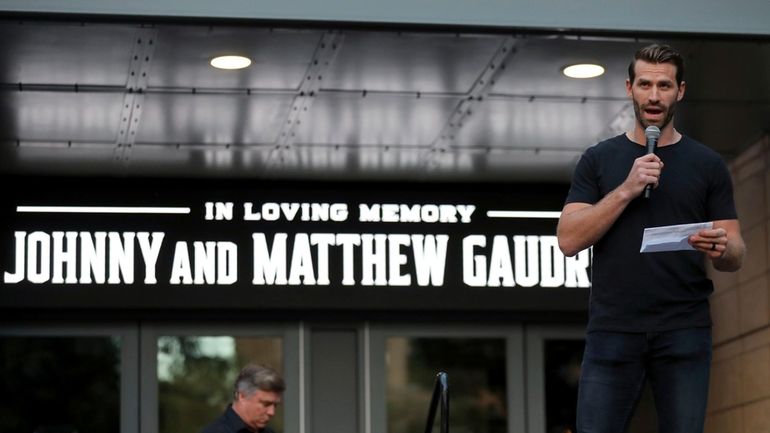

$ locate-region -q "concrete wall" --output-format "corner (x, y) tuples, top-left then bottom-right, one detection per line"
(707, 134), (770, 433)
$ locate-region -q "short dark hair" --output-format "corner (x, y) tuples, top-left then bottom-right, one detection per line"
(628, 44), (685, 85)
(233, 363), (285, 399)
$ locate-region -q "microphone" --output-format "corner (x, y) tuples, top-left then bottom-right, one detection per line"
(644, 125), (661, 199)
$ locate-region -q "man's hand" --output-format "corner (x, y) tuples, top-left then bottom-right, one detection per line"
(558, 152), (663, 257)
(620, 153), (664, 198)
(688, 220), (745, 272)
(689, 227), (728, 259)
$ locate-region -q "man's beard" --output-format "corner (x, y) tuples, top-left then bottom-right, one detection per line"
(632, 97), (677, 130)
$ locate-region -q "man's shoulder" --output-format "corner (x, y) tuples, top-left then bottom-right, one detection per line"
(587, 133), (630, 154)
(198, 417), (229, 433)
(680, 135), (722, 158)
(199, 422), (227, 433)
(198, 408), (237, 433)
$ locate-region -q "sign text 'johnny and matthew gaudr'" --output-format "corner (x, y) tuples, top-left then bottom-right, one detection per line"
(2, 202), (590, 288)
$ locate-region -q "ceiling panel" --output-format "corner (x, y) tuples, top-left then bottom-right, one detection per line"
(323, 32), (504, 93)
(0, 143), (121, 176)
(454, 98), (629, 151)
(463, 148), (581, 181)
(136, 92), (294, 144)
(148, 26), (323, 90)
(0, 91), (124, 142)
(492, 37), (644, 99)
(0, 21), (135, 86)
(0, 17), (767, 182)
(294, 92), (460, 146)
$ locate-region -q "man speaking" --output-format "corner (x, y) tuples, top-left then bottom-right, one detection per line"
(557, 44), (746, 433)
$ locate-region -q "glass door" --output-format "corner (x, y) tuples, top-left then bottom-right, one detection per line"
(525, 326), (657, 433)
(369, 324), (526, 433)
(0, 323), (139, 433)
(139, 323), (301, 433)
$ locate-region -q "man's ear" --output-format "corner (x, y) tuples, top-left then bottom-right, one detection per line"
(677, 81), (686, 101)
(625, 79), (632, 97)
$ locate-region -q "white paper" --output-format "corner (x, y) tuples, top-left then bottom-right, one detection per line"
(640, 222), (713, 253)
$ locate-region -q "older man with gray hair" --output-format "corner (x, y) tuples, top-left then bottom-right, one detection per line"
(200, 364), (285, 433)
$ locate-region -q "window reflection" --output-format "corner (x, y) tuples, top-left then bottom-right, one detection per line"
(543, 340), (583, 433)
(0, 336), (121, 433)
(386, 337), (507, 433)
(157, 336), (283, 433)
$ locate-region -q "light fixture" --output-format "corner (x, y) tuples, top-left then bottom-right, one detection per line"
(562, 63), (605, 79)
(210, 55), (252, 70)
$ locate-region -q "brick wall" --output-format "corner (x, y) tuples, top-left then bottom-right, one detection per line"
(706, 134), (770, 433)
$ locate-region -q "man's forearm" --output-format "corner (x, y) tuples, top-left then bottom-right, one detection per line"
(712, 238), (746, 272)
(557, 186), (634, 257)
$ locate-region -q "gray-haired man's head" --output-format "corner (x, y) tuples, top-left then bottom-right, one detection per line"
(233, 364), (285, 399)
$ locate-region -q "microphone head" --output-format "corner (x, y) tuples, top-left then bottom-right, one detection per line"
(645, 125), (661, 140)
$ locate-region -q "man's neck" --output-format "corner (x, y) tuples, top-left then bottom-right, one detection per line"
(231, 404), (259, 433)
(628, 123), (681, 147)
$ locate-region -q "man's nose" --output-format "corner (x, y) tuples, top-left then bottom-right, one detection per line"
(267, 405), (275, 416)
(649, 86), (660, 102)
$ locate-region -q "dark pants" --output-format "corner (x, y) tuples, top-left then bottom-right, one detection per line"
(576, 328), (712, 433)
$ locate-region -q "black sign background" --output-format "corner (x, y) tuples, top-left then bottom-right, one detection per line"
(0, 176), (588, 317)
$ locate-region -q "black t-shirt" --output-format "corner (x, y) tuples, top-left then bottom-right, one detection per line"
(199, 405), (276, 433)
(565, 133), (737, 332)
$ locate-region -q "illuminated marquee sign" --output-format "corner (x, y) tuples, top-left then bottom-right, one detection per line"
(2, 201), (590, 289)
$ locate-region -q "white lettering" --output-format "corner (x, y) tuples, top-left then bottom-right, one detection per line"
(311, 233), (335, 285)
(243, 203), (348, 222)
(488, 235), (515, 287)
(4, 231), (164, 285)
(52, 231), (78, 284)
(540, 236), (565, 287)
(194, 241), (217, 284)
(381, 204), (399, 222)
(28, 231), (50, 284)
(359, 204), (474, 223)
(108, 232), (135, 284)
(463, 235), (487, 287)
(456, 205), (475, 223)
(3, 231), (26, 283)
(411, 234), (448, 286)
(462, 235), (588, 288)
(169, 241), (192, 284)
(252, 233), (288, 284)
(361, 234), (388, 285)
(359, 204), (381, 222)
(217, 242), (238, 285)
(388, 234), (411, 286)
(566, 249), (591, 288)
(421, 205), (439, 223)
(438, 205), (457, 223)
(281, 203), (300, 221)
(513, 235), (539, 287)
(336, 234), (361, 286)
(262, 203), (280, 221)
(215, 202), (233, 220)
(399, 204), (421, 223)
(288, 234), (315, 285)
(243, 202), (261, 221)
(80, 232), (106, 284)
(137, 232), (164, 284)
(330, 204), (348, 222)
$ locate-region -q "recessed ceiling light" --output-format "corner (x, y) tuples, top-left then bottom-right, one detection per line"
(210, 55), (252, 70)
(562, 63), (605, 79)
